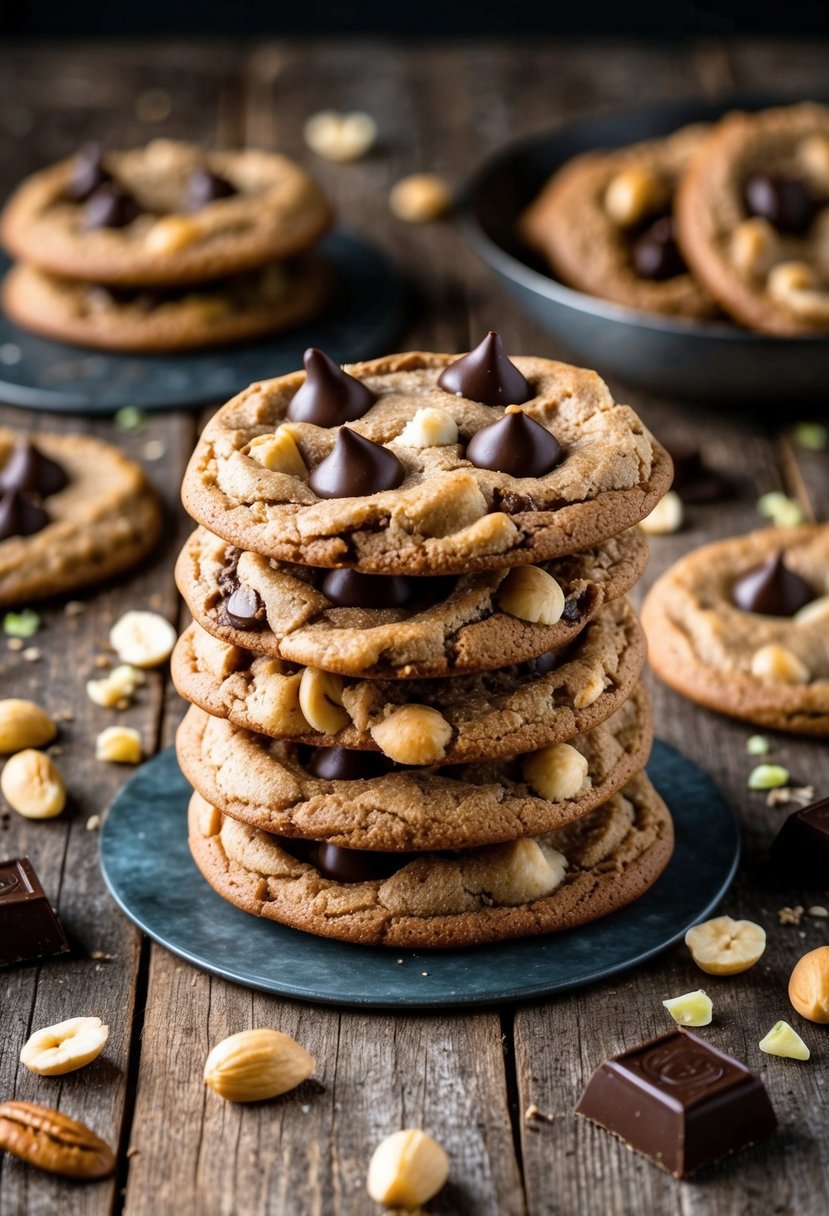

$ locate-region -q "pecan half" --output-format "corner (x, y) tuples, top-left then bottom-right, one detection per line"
(0, 1101), (115, 1180)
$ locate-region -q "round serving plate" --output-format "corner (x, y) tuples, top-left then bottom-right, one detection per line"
(0, 230), (407, 414)
(99, 741), (740, 1009)
(461, 95), (829, 405)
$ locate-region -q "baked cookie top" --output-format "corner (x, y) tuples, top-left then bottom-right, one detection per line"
(188, 770), (674, 947)
(181, 343), (672, 575)
(177, 685), (652, 851)
(0, 429), (161, 606)
(1, 139), (332, 287)
(520, 124), (716, 319)
(1, 257), (332, 354)
(676, 104), (829, 334)
(176, 524), (647, 678)
(641, 524), (829, 735)
(171, 597), (645, 765)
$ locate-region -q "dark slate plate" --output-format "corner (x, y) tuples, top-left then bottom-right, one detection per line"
(99, 741), (740, 1009)
(0, 231), (406, 414)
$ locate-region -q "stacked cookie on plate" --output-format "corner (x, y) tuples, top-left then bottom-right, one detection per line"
(173, 335), (676, 948)
(0, 139), (332, 351)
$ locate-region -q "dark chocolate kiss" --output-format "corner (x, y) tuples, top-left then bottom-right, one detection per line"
(83, 182), (141, 230)
(0, 440), (68, 498)
(731, 552), (814, 616)
(744, 173), (818, 236)
(632, 216), (685, 281)
(309, 428), (404, 499)
(466, 406), (562, 477)
(305, 746), (395, 781)
(313, 842), (409, 883)
(66, 143), (111, 202)
(321, 568), (415, 609)
(0, 491), (49, 541)
(225, 584), (263, 630)
(185, 167), (237, 211)
(437, 331), (531, 407)
(287, 349), (375, 427)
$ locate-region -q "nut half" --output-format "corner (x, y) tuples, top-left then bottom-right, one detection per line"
(204, 1028), (315, 1102)
(20, 1016), (109, 1076)
(0, 1101), (115, 1180)
(367, 1128), (449, 1208)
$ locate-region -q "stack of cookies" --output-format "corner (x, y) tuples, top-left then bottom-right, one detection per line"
(172, 336), (676, 948)
(0, 139), (332, 351)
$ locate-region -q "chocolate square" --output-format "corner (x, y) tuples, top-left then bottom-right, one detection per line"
(771, 796), (829, 885)
(0, 857), (69, 966)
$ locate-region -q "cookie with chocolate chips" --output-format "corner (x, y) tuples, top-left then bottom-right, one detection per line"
(181, 344), (672, 576)
(642, 524), (829, 735)
(0, 429), (161, 605)
(520, 125), (717, 319)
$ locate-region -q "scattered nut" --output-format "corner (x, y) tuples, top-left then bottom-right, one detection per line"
(789, 946), (829, 1023)
(748, 763), (790, 790)
(685, 915), (766, 975)
(778, 905), (805, 926)
(87, 664), (145, 709)
(370, 704), (452, 765)
(0, 700), (57, 755)
(808, 905), (829, 918)
(397, 406), (458, 448)
(204, 1029), (314, 1102)
(298, 667), (349, 735)
(367, 1128), (449, 1208)
(304, 110), (377, 162)
(746, 734), (770, 756)
(0, 1101), (115, 1180)
(759, 1020), (810, 1060)
(86, 814), (101, 832)
(750, 643), (809, 686)
(498, 565), (565, 626)
(1, 750), (66, 819)
(604, 165), (667, 227)
(144, 215), (200, 254)
(248, 427), (308, 477)
(95, 726), (143, 765)
(522, 743), (589, 802)
(110, 611), (176, 668)
(638, 490), (684, 535)
(389, 173), (452, 224)
(20, 1017), (109, 1076)
(766, 785), (815, 808)
(662, 990), (713, 1027)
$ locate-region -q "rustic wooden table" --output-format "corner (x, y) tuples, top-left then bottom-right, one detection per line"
(0, 37), (827, 1216)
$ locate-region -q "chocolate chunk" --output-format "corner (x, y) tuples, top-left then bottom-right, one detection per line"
(313, 842), (409, 883)
(632, 216), (686, 280)
(225, 584), (263, 630)
(466, 406), (562, 478)
(576, 1029), (776, 1178)
(744, 173), (818, 235)
(309, 428), (405, 499)
(437, 331), (531, 407)
(770, 795), (829, 884)
(287, 348), (376, 427)
(185, 166), (237, 211)
(663, 440), (730, 504)
(305, 746), (395, 781)
(0, 857), (70, 966)
(0, 491), (49, 541)
(731, 552), (814, 616)
(66, 143), (111, 203)
(0, 440), (68, 498)
(83, 182), (140, 230)
(321, 568), (415, 609)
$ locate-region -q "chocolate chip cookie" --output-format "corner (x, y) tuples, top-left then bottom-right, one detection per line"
(187, 770), (674, 947)
(641, 524), (829, 734)
(520, 125), (716, 319)
(181, 342), (672, 576)
(676, 103), (829, 334)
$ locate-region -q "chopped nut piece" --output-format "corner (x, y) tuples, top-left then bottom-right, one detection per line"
(685, 916), (766, 975)
(573, 672), (605, 709)
(766, 785), (815, 808)
(778, 905), (805, 926)
(389, 173), (452, 223)
(748, 763), (790, 790)
(750, 643), (809, 686)
(1, 750), (66, 819)
(397, 406), (458, 448)
(204, 1029), (314, 1102)
(298, 667), (349, 734)
(524, 1103), (555, 1124)
(367, 1129), (449, 1208)
(757, 491), (805, 527)
(248, 427), (308, 477)
(86, 815), (101, 832)
(110, 611), (176, 668)
(304, 110), (377, 162)
(759, 1020), (810, 1060)
(662, 990), (713, 1027)
(788, 946), (829, 1023)
(145, 215), (200, 254)
(638, 490), (684, 535)
(87, 664), (145, 708)
(95, 726), (142, 765)
(20, 1017), (109, 1076)
(746, 734), (770, 756)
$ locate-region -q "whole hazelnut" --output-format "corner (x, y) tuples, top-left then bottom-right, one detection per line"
(788, 945), (829, 1023)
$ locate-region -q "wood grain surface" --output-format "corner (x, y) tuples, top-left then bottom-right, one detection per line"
(0, 38), (827, 1216)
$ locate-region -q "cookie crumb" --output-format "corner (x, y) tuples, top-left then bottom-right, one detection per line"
(7, 637), (23, 651)
(778, 905), (805, 925)
(525, 1103), (554, 1124)
(64, 600), (86, 617)
(22, 647), (41, 662)
(90, 949), (114, 960)
(86, 815), (101, 831)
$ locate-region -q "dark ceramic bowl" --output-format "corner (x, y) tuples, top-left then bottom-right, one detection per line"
(460, 98), (828, 405)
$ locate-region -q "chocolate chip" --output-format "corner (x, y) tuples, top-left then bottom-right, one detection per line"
(185, 166), (237, 211)
(632, 216), (686, 280)
(466, 406), (562, 478)
(305, 746), (395, 781)
(66, 143), (111, 202)
(309, 428), (405, 499)
(287, 348), (376, 427)
(313, 841), (409, 883)
(438, 331), (531, 407)
(321, 568), (415, 609)
(744, 173), (818, 235)
(82, 182), (141, 230)
(0, 440), (68, 498)
(0, 491), (49, 541)
(731, 552), (814, 616)
(225, 584), (263, 630)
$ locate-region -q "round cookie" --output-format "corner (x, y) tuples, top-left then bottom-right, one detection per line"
(1, 139), (332, 287)
(676, 104), (829, 334)
(520, 124), (716, 319)
(1, 257), (332, 353)
(175, 524), (648, 678)
(641, 524), (829, 735)
(187, 772), (674, 948)
(171, 598), (645, 765)
(0, 429), (162, 605)
(181, 349), (673, 576)
(176, 685), (652, 851)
